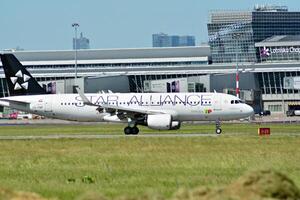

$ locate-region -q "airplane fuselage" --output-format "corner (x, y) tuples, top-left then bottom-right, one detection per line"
(0, 92), (253, 122)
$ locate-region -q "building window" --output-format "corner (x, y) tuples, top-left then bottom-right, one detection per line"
(188, 83), (195, 92)
(268, 104), (282, 112)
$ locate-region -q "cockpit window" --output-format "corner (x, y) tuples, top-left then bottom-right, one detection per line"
(231, 100), (244, 104)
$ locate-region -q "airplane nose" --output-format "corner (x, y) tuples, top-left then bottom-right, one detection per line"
(245, 104), (254, 116)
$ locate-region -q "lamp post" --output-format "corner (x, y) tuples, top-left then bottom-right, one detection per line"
(233, 33), (242, 98)
(72, 23), (79, 85)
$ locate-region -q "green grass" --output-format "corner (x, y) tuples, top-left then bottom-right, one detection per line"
(0, 123), (299, 199)
(0, 122), (299, 136)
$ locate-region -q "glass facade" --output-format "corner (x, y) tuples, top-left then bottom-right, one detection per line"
(208, 7), (300, 64)
(252, 11), (300, 61)
(252, 12), (300, 43)
(208, 11), (257, 63)
(152, 33), (172, 47)
(257, 71), (300, 95)
(152, 33), (195, 47)
(73, 32), (90, 50)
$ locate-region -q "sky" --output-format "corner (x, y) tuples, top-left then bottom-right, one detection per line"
(1, 0), (299, 50)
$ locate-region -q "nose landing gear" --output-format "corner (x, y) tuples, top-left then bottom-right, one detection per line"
(215, 120), (222, 134)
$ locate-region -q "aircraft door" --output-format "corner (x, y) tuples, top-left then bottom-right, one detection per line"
(44, 97), (52, 112)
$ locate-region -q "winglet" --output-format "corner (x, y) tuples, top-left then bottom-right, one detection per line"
(75, 86), (95, 106)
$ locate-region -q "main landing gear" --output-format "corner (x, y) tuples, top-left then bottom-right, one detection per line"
(124, 118), (142, 135)
(215, 120), (222, 134)
(124, 126), (139, 135)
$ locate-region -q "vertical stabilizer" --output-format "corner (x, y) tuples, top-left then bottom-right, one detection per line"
(0, 54), (47, 96)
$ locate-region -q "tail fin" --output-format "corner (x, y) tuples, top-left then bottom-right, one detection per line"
(0, 54), (47, 96)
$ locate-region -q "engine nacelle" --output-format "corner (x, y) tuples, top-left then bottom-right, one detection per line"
(147, 114), (181, 130)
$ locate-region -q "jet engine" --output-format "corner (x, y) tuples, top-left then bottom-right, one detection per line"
(147, 114), (180, 130)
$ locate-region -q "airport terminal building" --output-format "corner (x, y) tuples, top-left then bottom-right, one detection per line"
(1, 5), (300, 115)
(0, 46), (211, 94)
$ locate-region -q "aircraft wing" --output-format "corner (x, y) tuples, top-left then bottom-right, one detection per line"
(100, 103), (165, 115)
(75, 87), (166, 119)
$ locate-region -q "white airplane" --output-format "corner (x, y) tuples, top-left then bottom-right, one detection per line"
(0, 54), (254, 135)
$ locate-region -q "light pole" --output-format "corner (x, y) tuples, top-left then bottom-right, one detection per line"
(233, 33), (242, 98)
(72, 23), (79, 85)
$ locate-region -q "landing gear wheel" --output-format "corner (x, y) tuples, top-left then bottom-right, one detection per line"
(216, 128), (222, 134)
(124, 126), (140, 135)
(124, 127), (132, 135)
(132, 127), (139, 135)
(215, 120), (222, 135)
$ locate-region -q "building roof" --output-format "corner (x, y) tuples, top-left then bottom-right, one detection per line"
(0, 46), (210, 62)
(255, 35), (300, 47)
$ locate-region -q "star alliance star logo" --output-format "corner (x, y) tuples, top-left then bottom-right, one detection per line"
(10, 70), (31, 91)
(260, 46), (270, 57)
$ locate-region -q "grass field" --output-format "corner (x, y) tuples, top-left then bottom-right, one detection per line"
(0, 123), (299, 199)
(0, 122), (299, 136)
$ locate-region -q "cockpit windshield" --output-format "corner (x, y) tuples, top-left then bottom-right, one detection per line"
(230, 100), (244, 104)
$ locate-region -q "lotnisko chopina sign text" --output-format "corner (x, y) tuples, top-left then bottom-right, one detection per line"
(269, 47), (300, 54)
